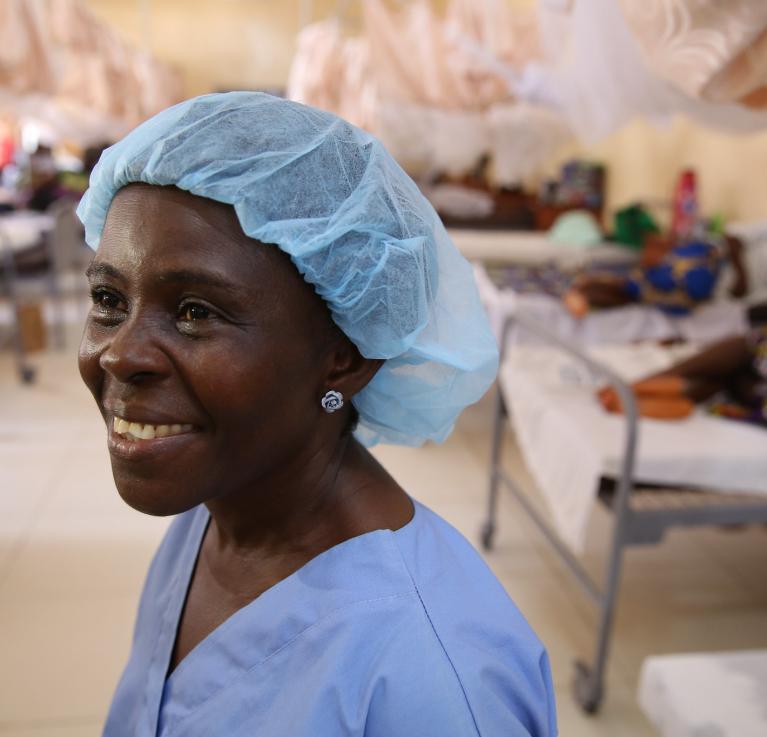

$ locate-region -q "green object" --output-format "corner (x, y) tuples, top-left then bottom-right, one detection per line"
(59, 171), (90, 194)
(548, 210), (603, 248)
(707, 212), (726, 236)
(613, 203), (659, 249)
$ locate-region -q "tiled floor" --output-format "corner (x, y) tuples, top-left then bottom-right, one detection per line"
(2, 334), (766, 736)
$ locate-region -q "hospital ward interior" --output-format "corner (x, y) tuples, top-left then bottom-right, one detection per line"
(2, 1), (767, 736)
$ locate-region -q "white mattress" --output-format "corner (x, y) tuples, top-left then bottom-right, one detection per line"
(500, 343), (767, 552)
(638, 650), (767, 737)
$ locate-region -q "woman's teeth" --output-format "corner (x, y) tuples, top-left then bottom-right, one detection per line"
(113, 417), (193, 440)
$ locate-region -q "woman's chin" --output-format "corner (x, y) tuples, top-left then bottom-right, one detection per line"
(114, 478), (203, 517)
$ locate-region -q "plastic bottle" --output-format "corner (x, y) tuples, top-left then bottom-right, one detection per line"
(671, 169), (698, 241)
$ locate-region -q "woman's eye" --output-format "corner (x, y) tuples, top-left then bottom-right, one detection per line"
(178, 303), (212, 322)
(91, 289), (122, 311)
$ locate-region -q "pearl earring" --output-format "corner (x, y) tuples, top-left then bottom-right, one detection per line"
(321, 390), (344, 413)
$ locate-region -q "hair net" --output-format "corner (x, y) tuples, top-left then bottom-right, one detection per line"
(77, 92), (498, 446)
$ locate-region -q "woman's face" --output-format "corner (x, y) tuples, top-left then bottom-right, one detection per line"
(79, 184), (339, 516)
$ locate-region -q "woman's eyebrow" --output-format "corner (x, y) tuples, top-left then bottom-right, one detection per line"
(86, 264), (250, 298)
(86, 262), (124, 282)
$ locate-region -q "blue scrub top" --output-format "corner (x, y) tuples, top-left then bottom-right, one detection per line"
(103, 500), (557, 737)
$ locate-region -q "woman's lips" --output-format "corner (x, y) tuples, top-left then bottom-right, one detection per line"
(107, 414), (201, 461)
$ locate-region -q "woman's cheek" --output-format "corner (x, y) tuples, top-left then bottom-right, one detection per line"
(78, 330), (105, 394)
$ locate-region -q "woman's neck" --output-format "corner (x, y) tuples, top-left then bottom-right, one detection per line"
(201, 435), (413, 593)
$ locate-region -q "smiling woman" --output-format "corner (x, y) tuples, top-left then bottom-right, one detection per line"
(80, 184), (363, 518)
(75, 92), (557, 737)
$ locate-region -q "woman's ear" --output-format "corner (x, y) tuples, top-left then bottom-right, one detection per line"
(324, 336), (384, 400)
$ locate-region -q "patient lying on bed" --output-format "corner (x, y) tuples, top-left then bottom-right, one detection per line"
(598, 327), (767, 425)
(565, 232), (748, 318)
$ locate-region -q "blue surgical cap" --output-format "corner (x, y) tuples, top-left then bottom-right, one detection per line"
(77, 92), (498, 446)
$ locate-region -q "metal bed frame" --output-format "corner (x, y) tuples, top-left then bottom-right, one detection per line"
(481, 312), (767, 713)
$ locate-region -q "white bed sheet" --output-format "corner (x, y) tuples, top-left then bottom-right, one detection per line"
(501, 343), (767, 553)
(475, 262), (749, 347)
(638, 650), (767, 737)
(449, 229), (638, 267)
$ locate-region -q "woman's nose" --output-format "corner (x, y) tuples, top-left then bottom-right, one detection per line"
(98, 313), (170, 384)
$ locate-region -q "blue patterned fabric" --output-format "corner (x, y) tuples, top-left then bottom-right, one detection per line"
(626, 241), (721, 315)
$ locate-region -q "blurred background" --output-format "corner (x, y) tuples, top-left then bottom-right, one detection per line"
(1, 1), (767, 736)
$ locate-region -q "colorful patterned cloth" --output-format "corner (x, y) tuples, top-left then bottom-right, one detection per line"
(626, 241), (722, 315)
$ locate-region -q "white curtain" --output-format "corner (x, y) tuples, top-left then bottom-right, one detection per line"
(0, 0), (184, 145)
(534, 0), (767, 140)
(288, 0), (569, 182)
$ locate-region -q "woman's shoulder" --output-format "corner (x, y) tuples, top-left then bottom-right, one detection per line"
(385, 502), (557, 737)
(393, 501), (534, 623)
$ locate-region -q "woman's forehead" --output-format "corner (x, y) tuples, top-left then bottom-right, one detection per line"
(107, 184), (244, 243)
(101, 185), (268, 273)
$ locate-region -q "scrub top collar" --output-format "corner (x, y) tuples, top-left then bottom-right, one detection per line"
(146, 502), (421, 736)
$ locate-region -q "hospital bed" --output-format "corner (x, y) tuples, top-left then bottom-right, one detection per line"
(465, 215), (767, 347)
(482, 313), (767, 713)
(0, 211), (55, 382)
(473, 260), (749, 347)
(0, 206), (86, 383)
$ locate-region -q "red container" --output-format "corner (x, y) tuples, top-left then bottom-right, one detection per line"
(671, 169), (698, 240)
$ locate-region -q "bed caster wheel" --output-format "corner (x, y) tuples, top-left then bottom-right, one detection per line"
(573, 660), (602, 714)
(480, 522), (495, 551)
(20, 366), (36, 384)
